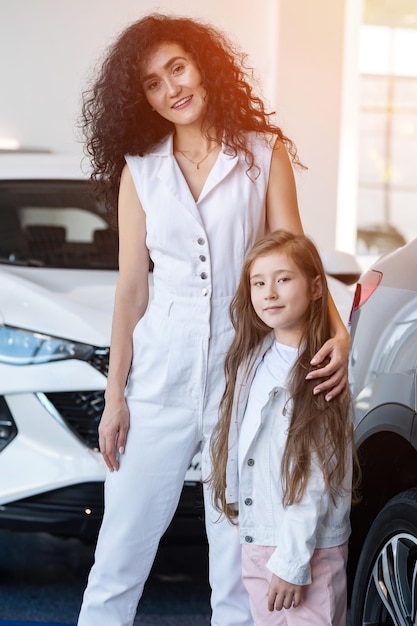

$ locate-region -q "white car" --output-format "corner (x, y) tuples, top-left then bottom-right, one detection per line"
(0, 152), (358, 542)
(0, 152), (204, 542)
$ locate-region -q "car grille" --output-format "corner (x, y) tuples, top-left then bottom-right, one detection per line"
(45, 390), (103, 451)
(44, 347), (109, 451)
(87, 347), (109, 377)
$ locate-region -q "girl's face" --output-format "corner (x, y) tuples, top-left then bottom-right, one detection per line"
(141, 42), (207, 128)
(249, 251), (322, 346)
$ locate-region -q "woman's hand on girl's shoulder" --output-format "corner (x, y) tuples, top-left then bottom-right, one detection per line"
(98, 398), (130, 472)
(306, 330), (350, 401)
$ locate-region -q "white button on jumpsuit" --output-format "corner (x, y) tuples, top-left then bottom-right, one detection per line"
(78, 132), (274, 626)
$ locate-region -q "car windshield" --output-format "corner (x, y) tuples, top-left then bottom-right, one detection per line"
(0, 180), (118, 269)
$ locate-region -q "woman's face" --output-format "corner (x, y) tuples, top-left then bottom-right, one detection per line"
(141, 42), (207, 128)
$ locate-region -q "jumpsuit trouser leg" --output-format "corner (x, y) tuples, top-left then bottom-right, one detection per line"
(78, 302), (253, 626)
(77, 400), (200, 626)
(77, 410), (253, 626)
(202, 437), (254, 626)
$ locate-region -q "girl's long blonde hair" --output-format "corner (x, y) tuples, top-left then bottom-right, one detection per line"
(210, 230), (356, 522)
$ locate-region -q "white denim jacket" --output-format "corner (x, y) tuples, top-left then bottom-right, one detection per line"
(225, 335), (352, 585)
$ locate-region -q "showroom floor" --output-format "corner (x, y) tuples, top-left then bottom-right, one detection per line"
(0, 529), (352, 625)
(0, 530), (211, 625)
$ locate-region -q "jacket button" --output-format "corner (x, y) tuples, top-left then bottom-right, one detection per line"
(244, 498), (253, 506)
(201, 288), (208, 296)
(200, 272), (207, 279)
(197, 237), (205, 245)
(199, 255), (206, 262)
(245, 536), (253, 543)
(247, 458), (255, 466)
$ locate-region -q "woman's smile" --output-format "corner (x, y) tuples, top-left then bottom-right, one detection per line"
(172, 95), (193, 109)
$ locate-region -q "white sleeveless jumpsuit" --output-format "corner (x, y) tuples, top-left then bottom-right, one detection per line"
(78, 132), (273, 626)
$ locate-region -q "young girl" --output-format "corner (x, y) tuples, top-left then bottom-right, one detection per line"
(210, 230), (354, 625)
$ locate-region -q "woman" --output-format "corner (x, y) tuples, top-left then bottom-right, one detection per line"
(77, 13), (350, 626)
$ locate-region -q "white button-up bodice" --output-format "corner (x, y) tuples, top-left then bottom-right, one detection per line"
(125, 132), (273, 310)
(124, 132), (274, 414)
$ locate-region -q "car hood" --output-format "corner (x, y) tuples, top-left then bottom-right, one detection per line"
(0, 265), (117, 346)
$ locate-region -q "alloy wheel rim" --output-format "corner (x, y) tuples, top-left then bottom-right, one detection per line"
(362, 532), (417, 625)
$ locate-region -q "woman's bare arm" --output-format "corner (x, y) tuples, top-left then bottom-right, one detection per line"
(98, 165), (150, 470)
(266, 139), (350, 400)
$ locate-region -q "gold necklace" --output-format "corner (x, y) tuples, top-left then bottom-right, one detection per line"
(175, 144), (219, 169)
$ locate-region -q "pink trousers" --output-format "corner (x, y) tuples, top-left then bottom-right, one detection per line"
(241, 543), (348, 626)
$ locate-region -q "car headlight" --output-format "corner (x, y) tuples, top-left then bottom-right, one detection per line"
(0, 325), (95, 365)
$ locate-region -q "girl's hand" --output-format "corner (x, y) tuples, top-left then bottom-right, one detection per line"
(306, 331), (350, 401)
(268, 574), (302, 611)
(98, 399), (130, 472)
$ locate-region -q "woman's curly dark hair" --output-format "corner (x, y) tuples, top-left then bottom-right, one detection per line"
(81, 13), (304, 213)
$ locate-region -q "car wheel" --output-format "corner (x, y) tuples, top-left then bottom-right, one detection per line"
(351, 489), (417, 625)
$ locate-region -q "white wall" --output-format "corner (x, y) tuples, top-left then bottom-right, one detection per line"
(274, 0), (360, 252)
(0, 0), (360, 251)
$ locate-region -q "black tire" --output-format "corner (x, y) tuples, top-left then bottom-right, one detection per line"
(351, 488), (417, 625)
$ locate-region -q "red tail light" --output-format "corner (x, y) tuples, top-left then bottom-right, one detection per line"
(348, 270), (382, 324)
